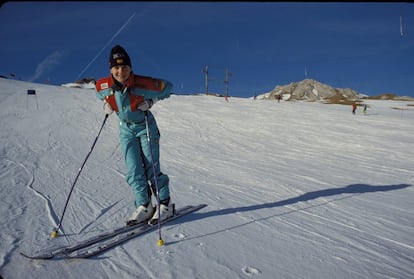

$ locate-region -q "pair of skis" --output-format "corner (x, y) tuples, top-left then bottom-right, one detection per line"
(21, 204), (207, 260)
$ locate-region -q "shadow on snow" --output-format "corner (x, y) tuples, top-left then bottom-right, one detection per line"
(169, 183), (411, 243)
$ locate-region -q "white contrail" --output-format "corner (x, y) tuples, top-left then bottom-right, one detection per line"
(400, 15), (403, 37)
(28, 50), (63, 82)
(75, 12), (137, 80)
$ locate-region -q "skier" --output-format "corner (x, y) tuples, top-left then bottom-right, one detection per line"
(352, 102), (357, 114)
(277, 95), (281, 103)
(95, 45), (174, 225)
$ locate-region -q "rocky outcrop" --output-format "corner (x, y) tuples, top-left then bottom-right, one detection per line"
(261, 79), (361, 102)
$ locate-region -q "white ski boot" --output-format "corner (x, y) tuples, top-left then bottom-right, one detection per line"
(148, 201), (175, 225)
(126, 202), (154, 226)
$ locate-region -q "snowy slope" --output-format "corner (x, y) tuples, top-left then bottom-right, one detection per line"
(0, 78), (413, 279)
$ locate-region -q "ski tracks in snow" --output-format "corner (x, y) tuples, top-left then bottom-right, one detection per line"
(0, 157), (31, 268)
(0, 157), (47, 268)
(1, 157), (61, 228)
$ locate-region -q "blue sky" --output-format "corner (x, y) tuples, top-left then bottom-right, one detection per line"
(1, 2), (413, 98)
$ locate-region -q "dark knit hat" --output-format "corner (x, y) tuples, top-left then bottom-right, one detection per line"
(109, 45), (131, 68)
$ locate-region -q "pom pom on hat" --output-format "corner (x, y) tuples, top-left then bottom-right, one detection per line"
(109, 45), (131, 68)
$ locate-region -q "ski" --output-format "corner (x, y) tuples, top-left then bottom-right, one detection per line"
(65, 203), (207, 258)
(20, 204), (206, 260)
(20, 215), (153, 260)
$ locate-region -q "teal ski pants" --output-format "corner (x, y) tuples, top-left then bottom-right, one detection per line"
(118, 115), (169, 207)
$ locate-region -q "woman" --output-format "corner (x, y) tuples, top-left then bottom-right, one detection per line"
(95, 45), (173, 225)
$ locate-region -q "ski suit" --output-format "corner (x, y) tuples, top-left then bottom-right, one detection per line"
(96, 73), (173, 207)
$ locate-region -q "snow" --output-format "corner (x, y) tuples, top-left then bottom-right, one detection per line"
(61, 82), (96, 90)
(1, 78), (413, 279)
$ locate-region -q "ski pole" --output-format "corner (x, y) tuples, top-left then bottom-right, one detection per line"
(51, 114), (109, 238)
(144, 112), (164, 246)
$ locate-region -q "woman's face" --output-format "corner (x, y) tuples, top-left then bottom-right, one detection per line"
(111, 65), (131, 83)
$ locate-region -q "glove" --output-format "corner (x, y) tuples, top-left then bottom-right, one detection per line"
(137, 99), (158, 111)
(103, 101), (114, 115)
